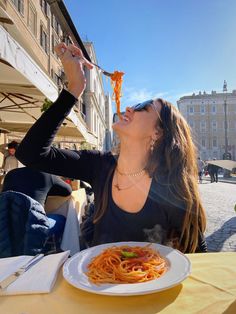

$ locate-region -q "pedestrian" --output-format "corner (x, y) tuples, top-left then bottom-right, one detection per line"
(211, 163), (220, 183)
(2, 141), (23, 174)
(207, 163), (215, 183)
(16, 43), (207, 253)
(197, 157), (205, 183)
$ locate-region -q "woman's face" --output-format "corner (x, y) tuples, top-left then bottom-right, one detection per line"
(112, 100), (162, 141)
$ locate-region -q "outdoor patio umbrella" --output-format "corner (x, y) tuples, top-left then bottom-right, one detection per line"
(207, 160), (236, 171)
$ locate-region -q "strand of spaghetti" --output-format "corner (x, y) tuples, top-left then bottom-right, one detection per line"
(86, 245), (168, 285)
(110, 71), (125, 119)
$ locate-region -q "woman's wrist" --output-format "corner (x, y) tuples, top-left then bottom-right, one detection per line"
(67, 84), (83, 99)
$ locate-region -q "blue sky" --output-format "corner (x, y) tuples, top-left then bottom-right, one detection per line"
(64, 0), (236, 110)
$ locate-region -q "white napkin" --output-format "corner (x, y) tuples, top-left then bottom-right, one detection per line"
(60, 198), (80, 256)
(0, 251), (70, 295)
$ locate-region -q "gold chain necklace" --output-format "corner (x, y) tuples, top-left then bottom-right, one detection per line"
(114, 170), (146, 191)
(116, 166), (146, 177)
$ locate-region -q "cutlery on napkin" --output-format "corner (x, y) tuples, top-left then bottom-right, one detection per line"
(0, 250), (70, 295)
(0, 253), (44, 290)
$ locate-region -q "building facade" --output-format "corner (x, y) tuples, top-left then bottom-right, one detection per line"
(0, 0), (112, 152)
(82, 42), (113, 151)
(177, 89), (236, 160)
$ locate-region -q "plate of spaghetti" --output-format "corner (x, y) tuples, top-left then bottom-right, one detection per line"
(63, 242), (191, 296)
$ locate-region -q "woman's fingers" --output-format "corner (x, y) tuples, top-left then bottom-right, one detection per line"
(67, 44), (93, 70)
(55, 43), (93, 70)
(55, 43), (67, 58)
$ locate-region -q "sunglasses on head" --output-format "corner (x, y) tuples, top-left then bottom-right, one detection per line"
(131, 99), (153, 111)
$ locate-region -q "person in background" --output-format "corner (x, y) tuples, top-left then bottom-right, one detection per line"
(197, 157), (205, 183)
(16, 43), (207, 253)
(2, 141), (23, 174)
(211, 159), (220, 183)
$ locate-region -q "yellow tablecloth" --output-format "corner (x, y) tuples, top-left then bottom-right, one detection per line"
(0, 253), (236, 314)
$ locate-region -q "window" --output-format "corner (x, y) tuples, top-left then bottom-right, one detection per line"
(50, 69), (60, 85)
(213, 138), (217, 147)
(11, 0), (24, 15)
(51, 34), (59, 54)
(28, 3), (37, 36)
(189, 106), (194, 114)
(63, 35), (72, 46)
(201, 138), (206, 147)
(51, 35), (54, 54)
(40, 0), (50, 17)
(200, 120), (206, 131)
(82, 103), (86, 117)
(51, 14), (60, 35)
(40, 24), (48, 53)
(200, 105), (205, 114)
(212, 105), (216, 114)
(212, 121), (217, 132)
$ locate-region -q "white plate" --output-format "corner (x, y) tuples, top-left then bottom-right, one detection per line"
(63, 242), (191, 296)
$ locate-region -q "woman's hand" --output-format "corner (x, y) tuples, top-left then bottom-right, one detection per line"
(55, 43), (93, 99)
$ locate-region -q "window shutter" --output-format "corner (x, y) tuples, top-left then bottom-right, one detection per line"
(18, 0), (24, 15)
(51, 34), (54, 53)
(51, 14), (54, 28)
(40, 25), (43, 46)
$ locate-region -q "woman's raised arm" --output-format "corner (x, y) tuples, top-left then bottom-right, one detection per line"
(16, 44), (102, 184)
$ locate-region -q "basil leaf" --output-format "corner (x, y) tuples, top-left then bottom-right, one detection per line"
(121, 251), (138, 258)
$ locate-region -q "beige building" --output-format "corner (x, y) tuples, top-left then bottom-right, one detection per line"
(177, 88), (236, 160)
(0, 0), (112, 156)
(82, 41), (113, 151)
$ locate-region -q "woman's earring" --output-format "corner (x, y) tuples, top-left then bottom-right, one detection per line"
(150, 139), (155, 152)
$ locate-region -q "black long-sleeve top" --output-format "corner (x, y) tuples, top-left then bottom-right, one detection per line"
(16, 89), (207, 252)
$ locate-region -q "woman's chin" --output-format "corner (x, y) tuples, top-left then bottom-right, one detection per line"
(112, 120), (128, 131)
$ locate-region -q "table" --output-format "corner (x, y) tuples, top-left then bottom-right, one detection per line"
(0, 252), (235, 314)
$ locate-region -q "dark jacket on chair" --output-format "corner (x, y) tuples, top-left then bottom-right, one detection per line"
(0, 191), (50, 258)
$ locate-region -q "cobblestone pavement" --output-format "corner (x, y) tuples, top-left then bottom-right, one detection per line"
(199, 180), (236, 252)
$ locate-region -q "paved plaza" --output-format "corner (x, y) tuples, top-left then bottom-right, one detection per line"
(199, 180), (236, 252)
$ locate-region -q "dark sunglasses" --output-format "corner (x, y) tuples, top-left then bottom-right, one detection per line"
(131, 99), (153, 111)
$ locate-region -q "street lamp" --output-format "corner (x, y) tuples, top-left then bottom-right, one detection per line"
(222, 80), (231, 177)
(223, 80), (228, 157)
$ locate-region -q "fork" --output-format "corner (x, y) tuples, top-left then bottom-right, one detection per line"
(60, 47), (113, 77)
(76, 56), (113, 77)
(89, 62), (113, 77)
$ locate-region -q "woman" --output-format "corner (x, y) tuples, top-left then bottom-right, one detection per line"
(16, 43), (207, 253)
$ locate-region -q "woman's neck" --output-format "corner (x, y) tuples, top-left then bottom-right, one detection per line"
(117, 140), (149, 174)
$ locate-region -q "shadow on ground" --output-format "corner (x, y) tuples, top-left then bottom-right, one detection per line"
(206, 217), (236, 252)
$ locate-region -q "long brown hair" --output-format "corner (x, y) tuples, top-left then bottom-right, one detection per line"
(94, 99), (206, 253)
(147, 98), (206, 252)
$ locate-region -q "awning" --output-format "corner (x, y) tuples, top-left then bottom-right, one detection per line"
(0, 63), (84, 138)
(207, 160), (236, 171)
(0, 23), (97, 144)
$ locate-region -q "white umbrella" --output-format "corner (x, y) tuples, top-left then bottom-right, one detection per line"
(207, 160), (236, 171)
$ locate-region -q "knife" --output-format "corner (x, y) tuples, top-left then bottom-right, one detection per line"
(0, 253), (44, 290)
